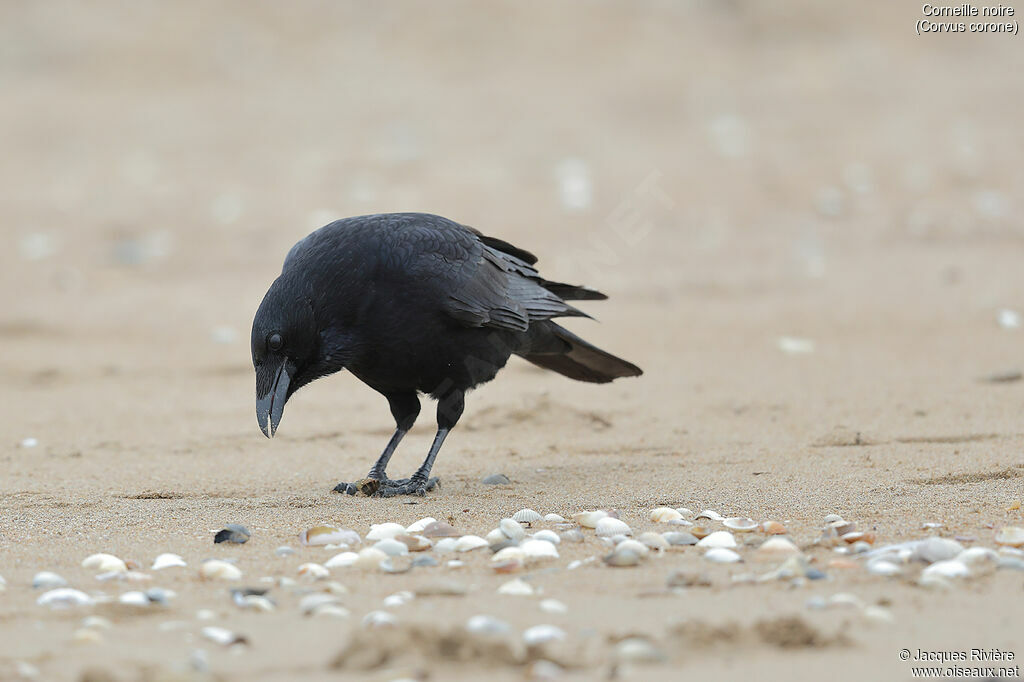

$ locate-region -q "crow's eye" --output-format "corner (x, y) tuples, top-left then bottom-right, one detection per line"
(267, 333), (283, 352)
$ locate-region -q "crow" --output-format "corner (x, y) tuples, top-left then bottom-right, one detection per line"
(251, 212), (642, 497)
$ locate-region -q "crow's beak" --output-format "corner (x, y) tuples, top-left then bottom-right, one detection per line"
(256, 359), (294, 438)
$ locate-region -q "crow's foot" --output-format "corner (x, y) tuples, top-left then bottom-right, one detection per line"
(331, 476), (439, 497)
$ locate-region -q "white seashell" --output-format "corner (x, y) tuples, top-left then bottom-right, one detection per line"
(405, 517), (437, 533)
(544, 514), (567, 523)
(919, 573), (953, 590)
(324, 552), (359, 568)
(913, 537), (964, 563)
(595, 517), (631, 537)
(539, 598), (568, 614)
(199, 560), (242, 581)
(37, 588), (93, 609)
(532, 530), (560, 545)
(466, 614), (511, 635)
(756, 537), (799, 557)
(152, 553), (187, 570)
(616, 539), (650, 556)
(96, 570), (151, 583)
(866, 560), (902, 577)
(636, 532), (669, 551)
(353, 548), (387, 570)
(863, 605), (895, 623)
(703, 548), (741, 564)
(447, 560), (465, 568)
(366, 523), (406, 541)
(995, 526), (1024, 547)
(82, 553), (127, 573)
(372, 539), (409, 557)
(958, 547), (999, 564)
(0, 575), (5, 592)
(201, 626), (245, 646)
(497, 578), (534, 595)
(364, 605), (402, 627)
(383, 591), (414, 608)
(433, 538), (458, 554)
(823, 513), (844, 524)
(521, 539), (559, 561)
(696, 510), (725, 522)
(827, 593), (863, 609)
(299, 593), (340, 616)
(649, 507), (682, 523)
(485, 528), (508, 545)
(923, 560), (969, 579)
(118, 591), (150, 606)
(723, 517), (758, 532)
(499, 518), (527, 541)
(237, 595), (275, 612)
(512, 508), (542, 523)
(32, 571), (68, 589)
(82, 616), (112, 630)
(675, 508), (694, 518)
(523, 624), (565, 646)
(615, 637), (666, 664)
(572, 510), (608, 528)
(455, 535), (489, 552)
(696, 531), (737, 549)
(491, 546), (526, 570)
(297, 563), (330, 579)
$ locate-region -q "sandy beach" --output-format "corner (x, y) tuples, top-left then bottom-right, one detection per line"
(2, 2), (1023, 680)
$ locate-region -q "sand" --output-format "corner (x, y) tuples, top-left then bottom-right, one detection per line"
(2, 1), (1023, 680)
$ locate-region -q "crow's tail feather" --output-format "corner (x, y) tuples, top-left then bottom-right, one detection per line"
(516, 322), (642, 384)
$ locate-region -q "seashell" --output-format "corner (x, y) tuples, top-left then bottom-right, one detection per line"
(82, 553), (127, 573)
(866, 560), (902, 577)
(213, 524), (250, 544)
(362, 610), (397, 628)
(995, 526), (1024, 547)
(324, 552), (359, 568)
(919, 573), (953, 590)
(615, 637), (666, 664)
(761, 521), (787, 535)
(382, 591), (414, 608)
(603, 542), (647, 567)
(82, 616), (112, 630)
(481, 473), (511, 485)
(299, 593), (341, 616)
(275, 546), (295, 557)
(412, 555), (440, 568)
(118, 591), (150, 607)
(649, 507), (683, 523)
(433, 538), (458, 553)
(667, 519), (694, 527)
(755, 537), (799, 557)
(695, 531), (736, 549)
(37, 588), (93, 609)
(325, 581), (349, 595)
(500, 518), (527, 541)
(595, 517), (631, 537)
(523, 624), (565, 646)
(96, 570), (151, 582)
(572, 510), (608, 528)
(663, 532), (699, 546)
(152, 553), (187, 570)
(841, 531), (867, 544)
(32, 571), (68, 590)
(353, 548), (387, 569)
(201, 626), (247, 646)
(300, 525), (360, 547)
(863, 605), (895, 623)
(827, 593), (863, 609)
(689, 526), (711, 539)
(394, 533), (432, 552)
(695, 510), (724, 522)
(448, 560), (464, 569)
(521, 539), (559, 561)
(532, 530), (560, 545)
(497, 578), (534, 595)
(372, 539), (409, 557)
(297, 562), (330, 579)
(560, 530), (584, 543)
(850, 540), (872, 554)
(512, 509), (542, 524)
(365, 523), (406, 541)
(199, 559), (242, 581)
(466, 614), (512, 635)
(485, 528), (508, 545)
(544, 514), (567, 523)
(637, 532), (669, 551)
(958, 547), (999, 564)
(723, 517), (758, 532)
(0, 575), (5, 592)
(913, 537), (964, 563)
(405, 517), (436, 533)
(833, 521), (857, 536)
(539, 598), (567, 614)
(455, 535), (489, 552)
(421, 521), (460, 538)
(675, 508), (694, 518)
(381, 556), (413, 573)
(823, 513), (844, 524)
(923, 560), (969, 579)
(703, 548), (741, 564)
(491, 547), (526, 573)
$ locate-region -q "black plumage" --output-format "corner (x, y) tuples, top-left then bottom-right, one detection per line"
(251, 212), (642, 496)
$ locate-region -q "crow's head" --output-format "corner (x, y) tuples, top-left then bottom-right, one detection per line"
(251, 276), (322, 438)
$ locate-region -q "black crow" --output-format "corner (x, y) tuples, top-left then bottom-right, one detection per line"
(251, 213), (642, 497)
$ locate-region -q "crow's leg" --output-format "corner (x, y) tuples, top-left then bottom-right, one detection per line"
(332, 392), (419, 495)
(377, 389), (464, 497)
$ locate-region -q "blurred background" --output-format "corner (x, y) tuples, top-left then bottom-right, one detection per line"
(1, 0), (1022, 469)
